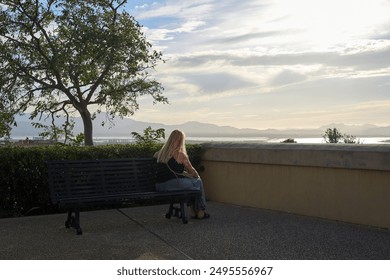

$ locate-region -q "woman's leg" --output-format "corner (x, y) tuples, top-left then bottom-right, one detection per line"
(156, 178), (207, 211)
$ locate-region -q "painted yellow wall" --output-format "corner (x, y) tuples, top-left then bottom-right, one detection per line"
(200, 143), (390, 229)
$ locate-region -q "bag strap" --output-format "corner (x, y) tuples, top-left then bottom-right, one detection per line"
(166, 162), (182, 179)
(166, 158), (194, 179)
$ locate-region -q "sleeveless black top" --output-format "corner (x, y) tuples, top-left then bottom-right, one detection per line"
(156, 157), (185, 183)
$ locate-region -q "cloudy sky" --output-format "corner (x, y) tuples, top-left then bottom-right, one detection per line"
(124, 0), (390, 130)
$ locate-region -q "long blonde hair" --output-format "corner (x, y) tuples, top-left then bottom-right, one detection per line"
(156, 129), (187, 163)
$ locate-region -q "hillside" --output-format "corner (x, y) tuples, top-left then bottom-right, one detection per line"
(6, 115), (390, 139)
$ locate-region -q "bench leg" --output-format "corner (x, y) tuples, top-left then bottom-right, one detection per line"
(64, 209), (82, 235)
(180, 201), (188, 224)
(65, 211), (73, 228)
(74, 210), (82, 235)
(166, 202), (189, 224)
(166, 203), (182, 218)
(165, 203), (174, 219)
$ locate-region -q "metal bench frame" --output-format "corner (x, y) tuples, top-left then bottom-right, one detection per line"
(47, 157), (200, 235)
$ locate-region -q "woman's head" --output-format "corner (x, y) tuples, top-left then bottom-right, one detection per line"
(156, 129), (187, 163)
(166, 129), (185, 150)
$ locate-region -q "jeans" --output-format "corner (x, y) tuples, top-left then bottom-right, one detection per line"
(156, 177), (207, 211)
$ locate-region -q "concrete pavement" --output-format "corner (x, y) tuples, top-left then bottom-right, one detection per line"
(0, 202), (389, 260)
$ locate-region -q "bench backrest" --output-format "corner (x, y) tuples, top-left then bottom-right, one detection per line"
(47, 157), (157, 204)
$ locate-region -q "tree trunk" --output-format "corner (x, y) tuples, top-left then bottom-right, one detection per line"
(80, 109), (94, 146)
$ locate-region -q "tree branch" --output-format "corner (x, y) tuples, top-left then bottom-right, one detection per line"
(18, 1), (66, 91)
(86, 1), (123, 102)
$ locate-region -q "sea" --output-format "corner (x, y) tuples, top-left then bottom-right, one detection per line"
(92, 136), (390, 145)
(2, 136), (390, 145)
(185, 136), (390, 145)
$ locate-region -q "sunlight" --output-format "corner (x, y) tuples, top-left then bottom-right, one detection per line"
(272, 0), (390, 51)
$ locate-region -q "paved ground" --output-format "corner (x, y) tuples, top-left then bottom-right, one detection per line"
(1, 201), (389, 260)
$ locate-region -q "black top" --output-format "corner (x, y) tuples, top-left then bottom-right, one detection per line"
(156, 157), (185, 183)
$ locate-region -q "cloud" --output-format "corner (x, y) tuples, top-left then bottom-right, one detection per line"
(206, 30), (292, 45)
(181, 72), (257, 93)
(269, 70), (306, 87)
(143, 20), (206, 42)
(126, 0), (390, 129)
(134, 0), (214, 21)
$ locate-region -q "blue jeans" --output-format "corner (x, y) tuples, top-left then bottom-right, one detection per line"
(156, 177), (207, 211)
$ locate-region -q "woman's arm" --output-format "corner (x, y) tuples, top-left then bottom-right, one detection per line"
(178, 152), (199, 178)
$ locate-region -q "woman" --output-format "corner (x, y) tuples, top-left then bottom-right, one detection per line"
(154, 129), (209, 219)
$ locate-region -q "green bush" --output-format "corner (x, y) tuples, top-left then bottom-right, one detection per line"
(0, 144), (203, 218)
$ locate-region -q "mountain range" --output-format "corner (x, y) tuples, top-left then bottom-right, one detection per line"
(7, 115), (390, 139)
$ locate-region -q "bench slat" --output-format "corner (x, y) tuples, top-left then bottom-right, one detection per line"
(46, 157), (201, 233)
(47, 157), (198, 206)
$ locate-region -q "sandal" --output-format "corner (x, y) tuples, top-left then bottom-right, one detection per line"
(196, 210), (210, 219)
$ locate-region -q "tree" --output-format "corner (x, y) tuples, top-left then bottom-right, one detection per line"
(322, 128), (343, 143)
(0, 0), (167, 145)
(131, 126), (165, 145)
(322, 128), (360, 144)
(281, 138), (297, 143)
(342, 134), (361, 144)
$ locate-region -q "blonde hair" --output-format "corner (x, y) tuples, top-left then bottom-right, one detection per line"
(156, 129), (187, 163)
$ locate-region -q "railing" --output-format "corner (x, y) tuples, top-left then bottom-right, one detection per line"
(200, 143), (390, 229)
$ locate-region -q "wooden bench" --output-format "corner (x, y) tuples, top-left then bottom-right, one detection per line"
(46, 157), (201, 235)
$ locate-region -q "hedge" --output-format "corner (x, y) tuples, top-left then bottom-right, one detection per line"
(0, 144), (203, 218)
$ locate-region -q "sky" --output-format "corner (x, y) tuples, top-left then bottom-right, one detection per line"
(123, 0), (390, 130)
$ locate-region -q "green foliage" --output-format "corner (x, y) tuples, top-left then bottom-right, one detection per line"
(0, 143), (203, 218)
(0, 0), (167, 145)
(281, 138), (297, 143)
(342, 134), (361, 144)
(32, 120), (75, 144)
(323, 128), (343, 143)
(186, 144), (204, 172)
(323, 128), (360, 144)
(0, 110), (15, 138)
(69, 133), (85, 146)
(131, 126), (165, 145)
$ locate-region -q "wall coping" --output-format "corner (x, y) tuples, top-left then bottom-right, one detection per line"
(201, 142), (390, 171)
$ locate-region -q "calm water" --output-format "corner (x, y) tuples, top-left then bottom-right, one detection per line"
(3, 136), (390, 145)
(185, 136), (390, 145)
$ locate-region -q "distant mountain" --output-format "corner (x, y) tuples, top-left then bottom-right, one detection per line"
(319, 123), (390, 137)
(167, 121), (264, 137)
(7, 115), (390, 139)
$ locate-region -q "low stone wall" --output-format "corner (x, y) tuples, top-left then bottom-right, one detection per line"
(200, 143), (390, 229)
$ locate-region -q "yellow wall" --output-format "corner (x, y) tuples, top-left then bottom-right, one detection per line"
(200, 143), (390, 229)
